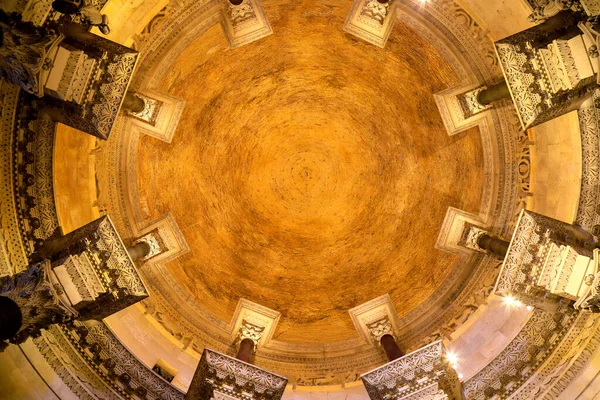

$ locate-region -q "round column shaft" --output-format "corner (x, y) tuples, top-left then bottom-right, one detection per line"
(122, 92), (145, 113)
(477, 234), (510, 259)
(127, 242), (151, 262)
(236, 338), (255, 363)
(477, 81), (511, 105)
(0, 296), (22, 341)
(380, 334), (404, 362)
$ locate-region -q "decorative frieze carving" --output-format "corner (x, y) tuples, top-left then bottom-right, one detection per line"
(463, 307), (576, 399)
(40, 22), (139, 139)
(494, 210), (597, 311)
(0, 81), (29, 277)
(576, 91), (600, 233)
(42, 215), (149, 320)
(361, 340), (462, 400)
(185, 348), (288, 400)
(13, 112), (61, 256)
(495, 14), (598, 129)
(220, 0), (273, 49)
(36, 321), (185, 400)
(343, 0), (396, 48)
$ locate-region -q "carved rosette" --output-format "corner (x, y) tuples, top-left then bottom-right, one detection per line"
(360, 340), (461, 400)
(186, 348), (288, 400)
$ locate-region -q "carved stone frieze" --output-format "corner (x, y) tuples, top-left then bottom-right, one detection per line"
(186, 348), (288, 400)
(40, 23), (139, 139)
(13, 110), (61, 256)
(576, 91), (600, 234)
(361, 340), (461, 400)
(35, 321), (185, 400)
(494, 210), (596, 309)
(495, 15), (597, 130)
(0, 81), (29, 277)
(462, 307), (576, 399)
(42, 215), (149, 320)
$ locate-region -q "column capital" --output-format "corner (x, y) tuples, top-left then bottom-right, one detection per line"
(349, 294), (401, 346)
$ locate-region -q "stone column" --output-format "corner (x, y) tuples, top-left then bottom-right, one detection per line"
(477, 81), (511, 105)
(122, 92), (146, 113)
(477, 234), (510, 259)
(236, 338), (255, 363)
(380, 334), (404, 361)
(127, 241), (151, 262)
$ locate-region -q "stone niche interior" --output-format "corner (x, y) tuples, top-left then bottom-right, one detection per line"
(2, 0), (600, 399)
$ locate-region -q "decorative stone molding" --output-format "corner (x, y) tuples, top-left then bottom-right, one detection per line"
(230, 298), (280, 348)
(494, 210), (596, 311)
(343, 0), (397, 48)
(125, 89), (186, 143)
(220, 0), (273, 49)
(361, 340), (462, 400)
(462, 307), (577, 399)
(42, 215), (150, 320)
(36, 321), (186, 400)
(132, 213), (190, 264)
(349, 294), (401, 345)
(495, 14), (597, 130)
(436, 207), (489, 255)
(0, 77), (36, 278)
(576, 91), (600, 234)
(41, 23), (140, 139)
(13, 112), (61, 255)
(186, 348), (288, 400)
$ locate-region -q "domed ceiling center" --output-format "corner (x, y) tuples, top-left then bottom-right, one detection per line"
(137, 0), (484, 343)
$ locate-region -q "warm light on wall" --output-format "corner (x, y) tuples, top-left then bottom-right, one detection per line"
(503, 296), (523, 307)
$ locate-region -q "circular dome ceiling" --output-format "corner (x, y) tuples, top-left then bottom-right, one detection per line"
(136, 3), (484, 343)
